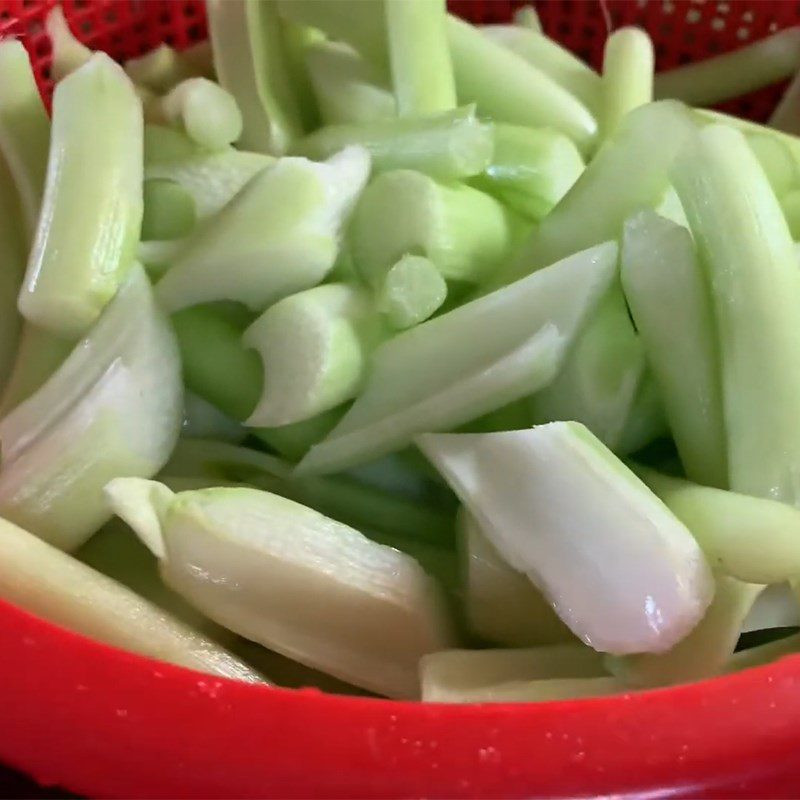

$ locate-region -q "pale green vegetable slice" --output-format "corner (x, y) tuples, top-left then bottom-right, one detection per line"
(769, 69), (800, 135)
(446, 16), (597, 153)
(124, 44), (200, 93)
(615, 373), (669, 457)
(748, 134), (799, 199)
(19, 54), (143, 338)
(159, 78), (243, 151)
(607, 577), (762, 688)
(418, 422), (714, 654)
(636, 467), (800, 585)
(426, 675), (622, 704)
(459, 510), (573, 647)
(655, 28), (800, 106)
(304, 40), (396, 126)
(378, 254), (447, 330)
(0, 41), (50, 240)
(386, 0), (456, 116)
(208, 0), (305, 154)
(503, 100), (696, 283)
(297, 242), (618, 476)
(513, 5), (542, 31)
(481, 24), (601, 113)
(243, 283), (385, 427)
(600, 27), (654, 139)
(156, 146), (370, 313)
(141, 179), (196, 241)
(529, 283), (646, 452)
(292, 106), (493, 180)
(46, 6), (92, 81)
(182, 394), (245, 444)
(470, 124), (584, 222)
(672, 125), (800, 503)
(781, 189), (800, 239)
(621, 211), (727, 487)
(106, 480), (455, 698)
(0, 514), (264, 682)
(0, 266), (182, 551)
(420, 643), (606, 703)
(350, 168), (514, 287)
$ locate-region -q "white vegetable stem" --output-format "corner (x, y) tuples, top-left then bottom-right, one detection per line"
(106, 480), (455, 698)
(297, 241), (618, 475)
(418, 422), (714, 655)
(378, 254), (447, 330)
(0, 514), (263, 682)
(0, 266), (183, 551)
(156, 146), (370, 313)
(45, 6), (92, 81)
(19, 54), (143, 338)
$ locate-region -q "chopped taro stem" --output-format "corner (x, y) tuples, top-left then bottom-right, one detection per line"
(0, 266), (183, 552)
(386, 0), (456, 116)
(0, 326), (73, 414)
(655, 185), (688, 228)
(141, 179), (197, 241)
(296, 242), (618, 476)
(279, 18), (323, 132)
(137, 239), (185, 279)
(124, 44), (199, 93)
(156, 147), (370, 313)
(243, 283), (385, 427)
(459, 509), (574, 646)
(182, 393), (246, 444)
(480, 24), (601, 114)
(529, 283), (646, 453)
(418, 422), (714, 655)
(781, 189), (800, 239)
(446, 16), (597, 153)
(420, 643), (606, 703)
(672, 125), (800, 504)
(159, 78), (244, 151)
(145, 137), (274, 220)
(378, 254), (448, 330)
(600, 27), (654, 139)
(744, 582), (799, 632)
(469, 123), (585, 222)
(747, 134), (799, 199)
(291, 105), (493, 181)
(0, 514), (265, 682)
(621, 211), (727, 487)
(349, 168), (514, 288)
(276, 0), (391, 80)
(424, 675), (623, 704)
(143, 124), (202, 162)
(19, 54), (143, 338)
(45, 6), (92, 81)
(0, 41), (51, 240)
(607, 577), (763, 689)
(502, 100), (696, 284)
(615, 372), (669, 458)
(636, 466), (800, 586)
(654, 28), (800, 107)
(770, 68), (800, 134)
(0, 156), (24, 395)
(207, 0), (304, 155)
(304, 40), (396, 126)
(105, 480), (456, 698)
(513, 5), (542, 32)
(171, 303), (341, 460)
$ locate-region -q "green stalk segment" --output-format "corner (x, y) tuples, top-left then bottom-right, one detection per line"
(243, 283), (385, 427)
(386, 0), (456, 116)
(672, 124), (800, 503)
(446, 16), (597, 153)
(45, 6), (92, 81)
(747, 133), (799, 199)
(470, 124), (584, 221)
(769, 69), (800, 134)
(513, 5), (542, 31)
(378, 254), (447, 330)
(141, 179), (196, 241)
(124, 44), (201, 93)
(19, 54), (143, 338)
(600, 27), (654, 139)
(292, 105), (492, 181)
(615, 373), (669, 458)
(621, 211), (727, 487)
(0, 41), (51, 240)
(781, 189), (800, 239)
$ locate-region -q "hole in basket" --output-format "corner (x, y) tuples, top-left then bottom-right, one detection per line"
(104, 7), (117, 24)
(159, 10), (172, 25)
(79, 19), (91, 34)
(184, 2), (196, 16)
(164, 33), (175, 46)
(188, 22), (202, 40)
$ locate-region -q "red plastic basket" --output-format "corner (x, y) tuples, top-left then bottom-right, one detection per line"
(1, 1), (800, 798)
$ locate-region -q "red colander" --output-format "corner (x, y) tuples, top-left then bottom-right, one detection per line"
(0, 2), (800, 798)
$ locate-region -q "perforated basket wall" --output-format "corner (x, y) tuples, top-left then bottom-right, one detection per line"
(0, 0), (797, 121)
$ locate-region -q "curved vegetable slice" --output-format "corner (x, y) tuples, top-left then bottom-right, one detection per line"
(156, 146), (370, 313)
(418, 422), (714, 655)
(296, 242), (618, 476)
(378, 255), (447, 330)
(426, 676), (622, 704)
(0, 267), (183, 551)
(0, 514), (263, 682)
(124, 44), (202, 93)
(46, 6), (92, 81)
(106, 480), (455, 698)
(19, 54), (143, 338)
